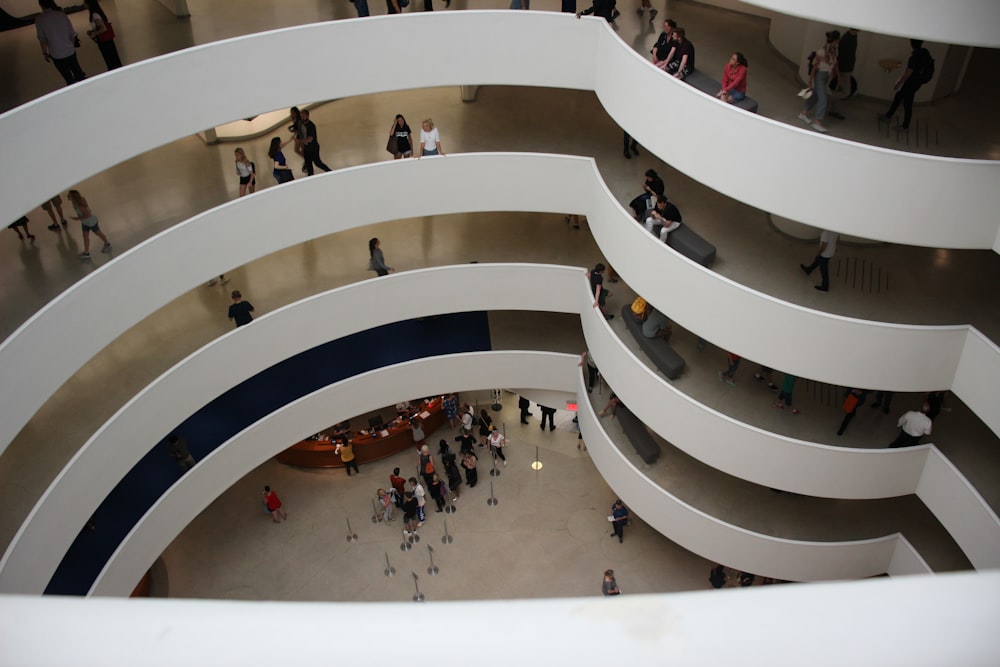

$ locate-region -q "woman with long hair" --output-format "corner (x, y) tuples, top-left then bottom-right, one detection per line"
(717, 52), (748, 104)
(268, 136), (295, 184)
(234, 148), (256, 197)
(84, 0), (121, 70)
(67, 189), (111, 259)
(389, 114), (412, 159)
(367, 237), (394, 276)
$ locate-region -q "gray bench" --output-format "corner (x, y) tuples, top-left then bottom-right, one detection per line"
(666, 223), (716, 267)
(684, 69), (759, 114)
(615, 405), (661, 464)
(621, 305), (686, 379)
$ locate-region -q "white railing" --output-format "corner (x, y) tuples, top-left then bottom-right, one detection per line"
(6, 266), (997, 596)
(740, 0), (1000, 48)
(2, 154), (997, 464)
(1, 12), (997, 250)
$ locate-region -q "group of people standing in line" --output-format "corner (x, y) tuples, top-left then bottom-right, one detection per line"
(35, 0), (122, 87)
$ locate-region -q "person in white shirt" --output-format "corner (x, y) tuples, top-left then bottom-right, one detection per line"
(889, 403), (933, 448)
(800, 230), (839, 292)
(486, 426), (507, 466)
(417, 118), (445, 158)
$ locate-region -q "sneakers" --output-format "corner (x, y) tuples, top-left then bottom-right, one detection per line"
(503, 460), (508, 467)
(775, 402), (784, 409)
(207, 278), (219, 287)
(814, 286), (829, 292)
(790, 408), (801, 415)
(47, 223), (60, 231)
(220, 276), (230, 285)
(797, 112), (811, 124)
(718, 372), (735, 387)
(79, 252), (91, 259)
(811, 122), (828, 133)
(649, 8), (657, 22)
(101, 243), (112, 253)
(800, 264), (811, 275)
(636, 6), (643, 14)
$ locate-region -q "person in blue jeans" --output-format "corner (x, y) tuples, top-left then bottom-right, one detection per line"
(799, 30), (839, 133)
(350, 0), (369, 15)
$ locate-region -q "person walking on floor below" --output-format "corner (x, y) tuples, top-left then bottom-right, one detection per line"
(367, 237), (394, 277)
(884, 39), (934, 130)
(837, 388), (867, 435)
(775, 374), (799, 414)
(67, 190), (111, 258)
(519, 395), (532, 424)
(635, 0), (657, 23)
(800, 230), (838, 292)
(539, 405), (557, 431)
(871, 390), (893, 415)
(36, 0), (87, 86)
(602, 569), (621, 595)
(227, 290), (255, 327)
(487, 426), (507, 467)
(298, 110), (331, 176)
(263, 485), (287, 523)
(889, 403), (933, 448)
(798, 30), (839, 133)
(718, 352), (741, 387)
(609, 499), (629, 543)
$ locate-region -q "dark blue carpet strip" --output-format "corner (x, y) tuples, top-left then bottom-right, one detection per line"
(46, 311), (491, 595)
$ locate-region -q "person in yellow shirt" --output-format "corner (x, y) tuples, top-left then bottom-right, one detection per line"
(337, 440), (359, 476)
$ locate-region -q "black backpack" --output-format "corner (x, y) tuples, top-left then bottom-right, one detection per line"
(915, 48), (935, 84)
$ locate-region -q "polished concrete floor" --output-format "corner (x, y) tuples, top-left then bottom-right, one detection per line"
(1, 0), (997, 599)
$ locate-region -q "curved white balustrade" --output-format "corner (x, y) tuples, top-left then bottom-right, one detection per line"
(6, 263), (993, 595)
(0, 264), (582, 594)
(3, 154), (997, 464)
(91, 351), (581, 596)
(576, 370), (928, 581)
(741, 0), (1000, 48)
(2, 12), (998, 250)
(581, 302), (1000, 569)
(10, 573), (1000, 665)
(95, 350), (927, 596)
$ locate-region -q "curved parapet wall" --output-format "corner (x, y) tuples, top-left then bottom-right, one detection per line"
(4, 265), (997, 596)
(1, 153), (997, 463)
(1, 12), (998, 250)
(740, 0), (1000, 48)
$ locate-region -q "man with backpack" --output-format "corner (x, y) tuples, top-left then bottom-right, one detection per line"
(884, 39), (934, 130)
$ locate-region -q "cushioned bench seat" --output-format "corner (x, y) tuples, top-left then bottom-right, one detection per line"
(684, 69), (759, 114)
(621, 305), (685, 379)
(666, 223), (716, 267)
(615, 404), (661, 464)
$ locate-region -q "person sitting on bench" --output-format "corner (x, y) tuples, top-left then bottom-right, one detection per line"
(664, 27), (695, 80)
(644, 196), (682, 240)
(628, 169), (665, 219)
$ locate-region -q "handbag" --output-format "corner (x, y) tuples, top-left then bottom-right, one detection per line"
(100, 22), (116, 42)
(386, 134), (399, 155)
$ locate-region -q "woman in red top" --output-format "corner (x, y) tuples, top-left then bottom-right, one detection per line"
(263, 485), (287, 523)
(717, 52), (748, 104)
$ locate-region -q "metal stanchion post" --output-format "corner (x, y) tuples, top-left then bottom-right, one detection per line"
(442, 519), (454, 544)
(384, 552), (396, 577)
(411, 572), (425, 602)
(427, 545), (439, 576)
(345, 517), (358, 543)
(371, 498), (381, 523)
(487, 480), (499, 506)
(531, 445), (542, 471)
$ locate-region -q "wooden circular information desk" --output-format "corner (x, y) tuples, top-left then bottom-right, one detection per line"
(276, 397), (448, 468)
